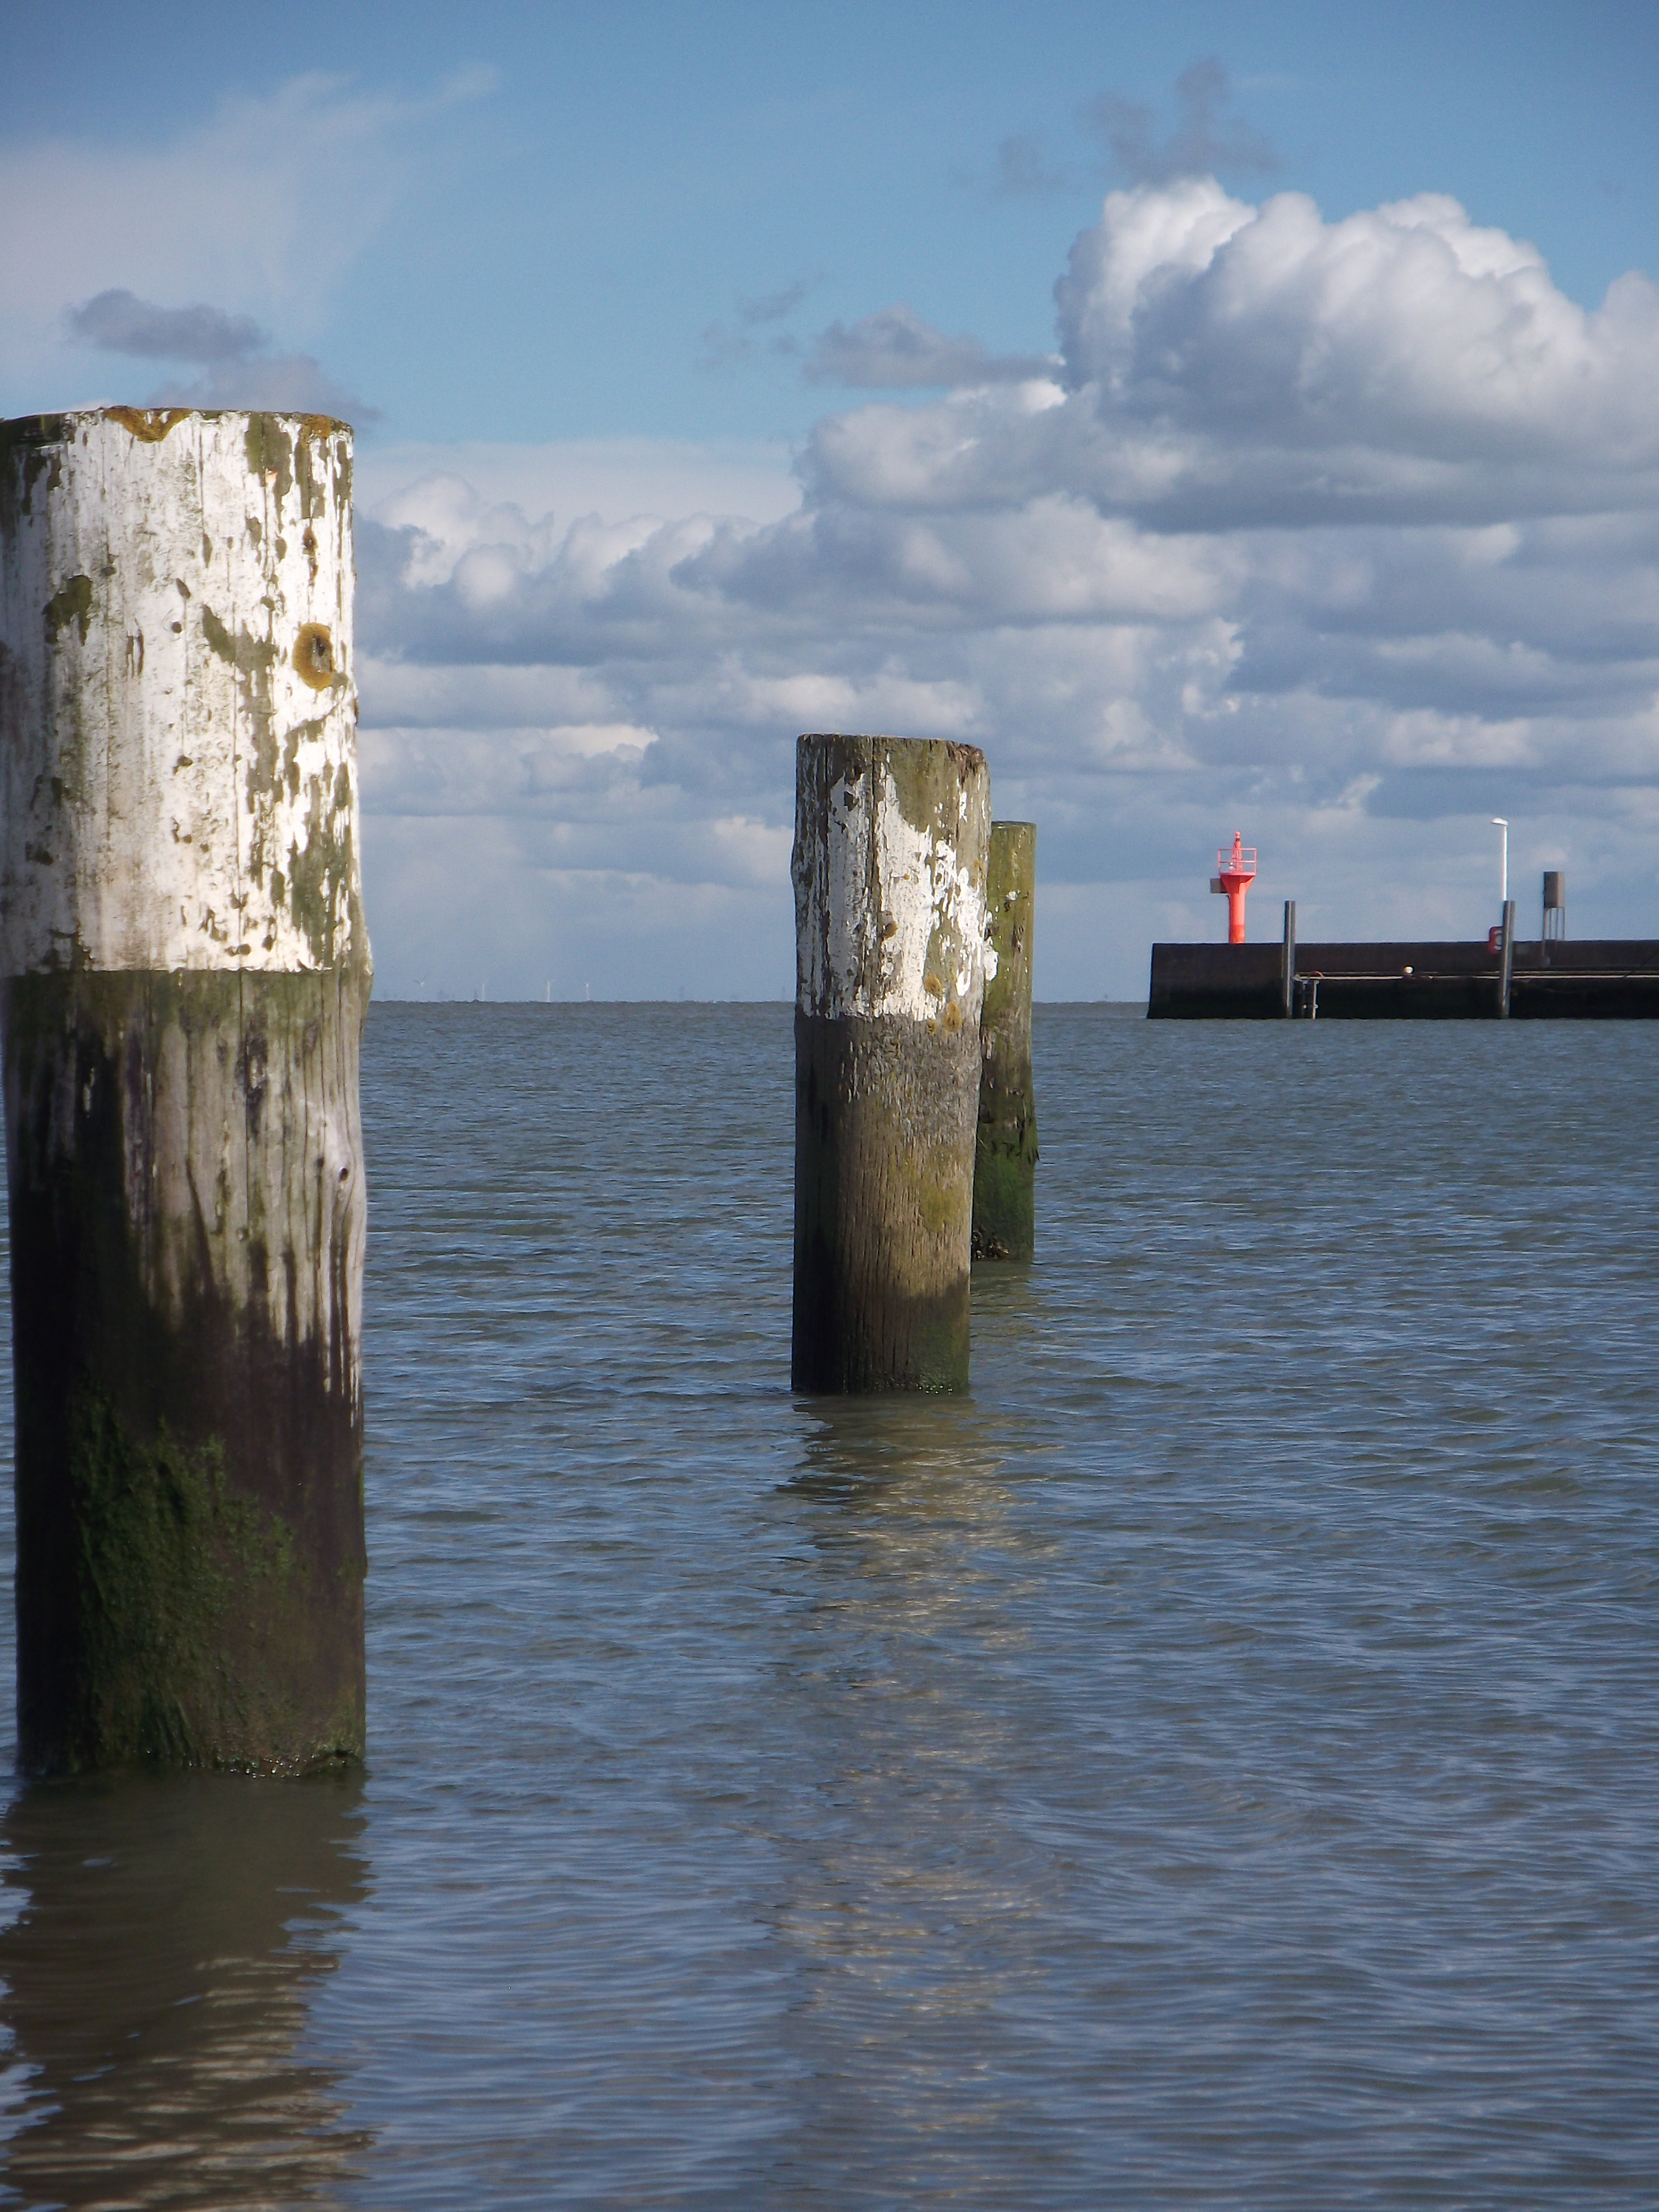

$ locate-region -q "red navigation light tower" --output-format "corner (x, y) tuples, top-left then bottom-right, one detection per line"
(1209, 831), (1257, 945)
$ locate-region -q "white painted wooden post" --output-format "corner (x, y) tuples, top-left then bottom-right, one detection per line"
(0, 407), (369, 1772)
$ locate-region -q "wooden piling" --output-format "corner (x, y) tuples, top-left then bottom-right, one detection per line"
(791, 734), (991, 1392)
(971, 822), (1037, 1262)
(0, 408), (369, 1773)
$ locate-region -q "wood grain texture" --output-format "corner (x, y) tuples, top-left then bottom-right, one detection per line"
(0, 410), (362, 976)
(4, 970), (367, 1773)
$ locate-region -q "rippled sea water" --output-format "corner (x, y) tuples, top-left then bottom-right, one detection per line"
(0, 1003), (1655, 2209)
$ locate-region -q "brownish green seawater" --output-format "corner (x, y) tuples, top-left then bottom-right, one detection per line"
(1, 1004), (1655, 2208)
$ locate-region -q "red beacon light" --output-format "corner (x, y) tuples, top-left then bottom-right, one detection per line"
(1209, 831), (1257, 945)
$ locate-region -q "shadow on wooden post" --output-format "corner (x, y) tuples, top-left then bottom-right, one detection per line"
(791, 734), (991, 1392)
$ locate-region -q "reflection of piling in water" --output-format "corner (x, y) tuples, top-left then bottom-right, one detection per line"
(791, 734), (991, 1392)
(972, 823), (1037, 1262)
(0, 409), (370, 1772)
(0, 1773), (369, 2201)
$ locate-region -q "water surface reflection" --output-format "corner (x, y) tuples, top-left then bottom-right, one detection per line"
(766, 1387), (1081, 2200)
(0, 1772), (368, 2209)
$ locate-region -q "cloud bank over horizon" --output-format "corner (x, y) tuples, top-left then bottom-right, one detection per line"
(355, 176), (1659, 999)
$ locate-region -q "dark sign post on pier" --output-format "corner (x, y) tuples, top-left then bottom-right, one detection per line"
(791, 734), (991, 1391)
(1281, 900), (1297, 1019)
(1498, 900), (1517, 1018)
(972, 822), (1037, 1262)
(0, 409), (370, 1773)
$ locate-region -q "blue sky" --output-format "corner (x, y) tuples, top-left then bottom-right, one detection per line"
(4, 2), (1657, 995)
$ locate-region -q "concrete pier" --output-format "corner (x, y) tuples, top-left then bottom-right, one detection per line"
(791, 734), (991, 1391)
(1149, 938), (1659, 1019)
(972, 822), (1036, 1261)
(0, 408), (370, 1772)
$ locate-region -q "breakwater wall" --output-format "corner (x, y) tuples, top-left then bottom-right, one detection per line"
(1150, 940), (1659, 1019)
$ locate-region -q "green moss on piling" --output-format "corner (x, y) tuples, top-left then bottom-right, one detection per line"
(65, 1389), (305, 1769)
(44, 574), (95, 645)
(244, 413), (295, 507)
(6, 967), (370, 1776)
(285, 771), (359, 969)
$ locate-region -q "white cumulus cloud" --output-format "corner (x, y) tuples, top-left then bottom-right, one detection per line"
(353, 180), (1659, 998)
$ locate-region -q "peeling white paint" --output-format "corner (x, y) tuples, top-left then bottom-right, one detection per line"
(0, 409), (366, 975)
(794, 737), (991, 1022)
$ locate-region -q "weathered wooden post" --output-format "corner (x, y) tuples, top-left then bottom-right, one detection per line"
(971, 821), (1037, 1262)
(0, 408), (369, 1773)
(792, 734), (990, 1391)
